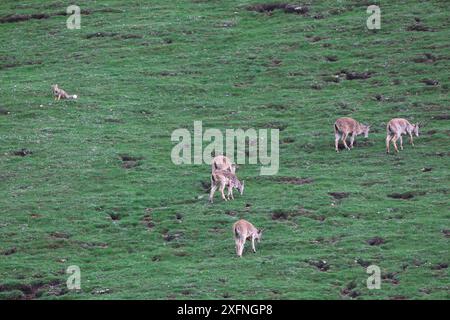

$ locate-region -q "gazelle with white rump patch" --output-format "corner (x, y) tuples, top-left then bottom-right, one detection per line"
(233, 219), (263, 257)
(209, 170), (244, 203)
(211, 155), (236, 174)
(334, 117), (370, 152)
(386, 118), (419, 153)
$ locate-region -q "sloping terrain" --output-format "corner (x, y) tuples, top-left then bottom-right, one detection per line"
(0, 0), (448, 299)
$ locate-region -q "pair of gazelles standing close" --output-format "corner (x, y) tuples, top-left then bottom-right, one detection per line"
(210, 117), (420, 257)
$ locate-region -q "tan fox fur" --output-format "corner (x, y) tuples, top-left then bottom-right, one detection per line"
(51, 84), (77, 100)
(233, 219), (263, 257)
(209, 170), (244, 203)
(386, 118), (419, 153)
(334, 117), (370, 152)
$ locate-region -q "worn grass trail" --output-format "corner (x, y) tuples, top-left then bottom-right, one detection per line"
(0, 1), (449, 299)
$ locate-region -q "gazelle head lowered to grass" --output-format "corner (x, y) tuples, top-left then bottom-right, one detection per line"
(236, 179), (245, 195)
(255, 228), (264, 243)
(412, 123), (420, 137)
(358, 123), (371, 138)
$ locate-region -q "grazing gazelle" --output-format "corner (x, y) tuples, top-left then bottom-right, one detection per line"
(211, 155), (236, 174)
(233, 219), (263, 257)
(386, 118), (419, 153)
(209, 170), (244, 203)
(334, 117), (370, 152)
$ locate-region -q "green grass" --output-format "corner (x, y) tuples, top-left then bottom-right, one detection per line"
(0, 0), (449, 299)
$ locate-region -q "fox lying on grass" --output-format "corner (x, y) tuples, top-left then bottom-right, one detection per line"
(51, 84), (77, 100)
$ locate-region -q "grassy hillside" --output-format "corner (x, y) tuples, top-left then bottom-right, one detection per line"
(0, 0), (448, 299)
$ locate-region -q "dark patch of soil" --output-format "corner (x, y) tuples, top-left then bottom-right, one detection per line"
(382, 272), (399, 285)
(86, 32), (118, 39)
(276, 177), (314, 185)
(50, 232), (71, 239)
(86, 32), (142, 40)
(340, 281), (360, 298)
(119, 154), (143, 169)
(0, 108), (10, 115)
(142, 209), (155, 230)
(151, 255), (161, 262)
(103, 118), (124, 123)
(421, 167), (432, 172)
(174, 251), (189, 257)
(13, 149), (33, 157)
(306, 35), (324, 43)
(433, 114), (449, 120)
(175, 213), (183, 222)
(247, 3), (309, 15)
(122, 161), (140, 169)
(119, 154), (143, 162)
(163, 231), (184, 242)
(431, 263), (448, 270)
(311, 83), (322, 90)
(120, 34), (143, 39)
(325, 55), (338, 62)
(281, 137), (295, 144)
(225, 210), (237, 216)
(328, 192), (349, 200)
(269, 58), (282, 67)
(355, 258), (371, 268)
(271, 210), (290, 220)
(390, 295), (407, 300)
(442, 229), (450, 238)
(422, 79), (439, 86)
(367, 237), (385, 246)
(388, 191), (425, 199)
(2, 247), (17, 256)
(413, 53), (436, 63)
(0, 279), (64, 299)
(0, 13), (50, 23)
(80, 242), (108, 249)
(308, 260), (330, 272)
(407, 23), (433, 32)
(108, 212), (121, 221)
(344, 71), (372, 80)
(374, 94), (386, 101)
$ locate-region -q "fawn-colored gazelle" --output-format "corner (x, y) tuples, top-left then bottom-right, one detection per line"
(232, 219), (263, 257)
(209, 170), (244, 203)
(386, 118), (419, 153)
(211, 155), (236, 174)
(334, 117), (370, 152)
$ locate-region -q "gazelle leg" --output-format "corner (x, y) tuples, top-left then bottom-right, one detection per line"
(342, 133), (350, 150)
(251, 237), (256, 253)
(392, 134), (400, 153)
(335, 133), (341, 152)
(220, 183), (227, 201)
(386, 134), (392, 153)
(349, 133), (355, 148)
(239, 239), (245, 256)
(209, 183), (218, 203)
(409, 133), (414, 147)
(399, 135), (403, 150)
